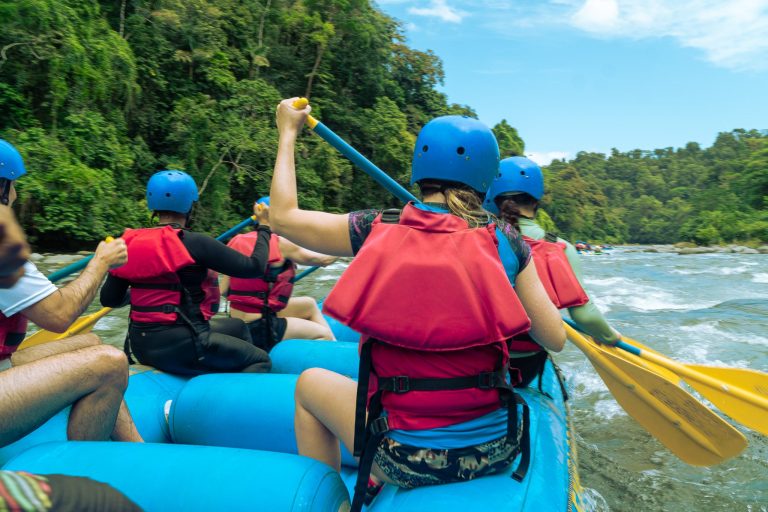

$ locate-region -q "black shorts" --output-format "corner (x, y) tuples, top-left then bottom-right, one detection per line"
(246, 313), (288, 351)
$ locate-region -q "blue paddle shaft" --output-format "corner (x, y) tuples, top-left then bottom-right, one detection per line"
(47, 257), (92, 283)
(291, 265), (321, 283)
(216, 217), (257, 242)
(312, 122), (418, 204)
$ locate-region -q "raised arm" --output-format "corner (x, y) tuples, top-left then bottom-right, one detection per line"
(514, 261), (566, 352)
(269, 98), (353, 257)
(278, 237), (337, 267)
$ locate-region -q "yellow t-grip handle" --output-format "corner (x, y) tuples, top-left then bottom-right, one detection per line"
(291, 98), (318, 129)
(105, 236), (115, 243)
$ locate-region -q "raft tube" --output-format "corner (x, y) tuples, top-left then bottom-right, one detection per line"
(3, 441), (349, 512)
(170, 340), (585, 511)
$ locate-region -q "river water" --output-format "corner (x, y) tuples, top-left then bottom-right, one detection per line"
(33, 248), (768, 511)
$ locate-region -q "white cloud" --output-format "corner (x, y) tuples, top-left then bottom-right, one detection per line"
(566, 0), (768, 71)
(571, 0), (620, 31)
(526, 151), (571, 166)
(408, 0), (468, 23)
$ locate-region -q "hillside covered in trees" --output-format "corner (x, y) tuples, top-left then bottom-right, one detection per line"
(0, 0), (765, 248)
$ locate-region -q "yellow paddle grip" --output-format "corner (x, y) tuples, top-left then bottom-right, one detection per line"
(291, 98), (318, 129)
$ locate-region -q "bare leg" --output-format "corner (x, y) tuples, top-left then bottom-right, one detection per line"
(12, 333), (143, 442)
(294, 368), (358, 470)
(279, 297), (335, 340)
(11, 333), (101, 366)
(0, 345), (131, 446)
(111, 400), (143, 442)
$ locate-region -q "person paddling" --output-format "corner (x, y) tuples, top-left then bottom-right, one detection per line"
(220, 196), (336, 351)
(100, 170), (272, 375)
(484, 156), (622, 385)
(269, 99), (565, 511)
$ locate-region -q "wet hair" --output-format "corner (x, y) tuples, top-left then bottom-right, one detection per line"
(418, 180), (493, 228)
(496, 193), (538, 229)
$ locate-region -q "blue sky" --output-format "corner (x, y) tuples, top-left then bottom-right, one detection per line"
(375, 0), (768, 165)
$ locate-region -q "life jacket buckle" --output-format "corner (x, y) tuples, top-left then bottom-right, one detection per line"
(477, 372), (496, 389)
(392, 376), (410, 393)
(369, 416), (389, 435)
(380, 208), (402, 224)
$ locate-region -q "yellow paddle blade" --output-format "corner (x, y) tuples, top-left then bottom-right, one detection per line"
(681, 365), (768, 436)
(621, 336), (768, 436)
(20, 307), (113, 350)
(566, 325), (747, 466)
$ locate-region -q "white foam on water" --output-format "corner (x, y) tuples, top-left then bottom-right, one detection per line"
(593, 398), (625, 420)
(753, 273), (768, 284)
(678, 321), (768, 348)
(598, 289), (714, 312)
(584, 276), (634, 287)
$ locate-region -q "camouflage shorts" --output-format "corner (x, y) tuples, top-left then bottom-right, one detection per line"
(373, 434), (519, 489)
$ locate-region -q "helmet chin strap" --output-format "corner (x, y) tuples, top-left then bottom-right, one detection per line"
(0, 179), (11, 206)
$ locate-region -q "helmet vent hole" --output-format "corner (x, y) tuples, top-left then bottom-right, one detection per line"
(520, 171), (526, 176)
(422, 145), (429, 152)
(165, 193), (171, 197)
(456, 147), (465, 155)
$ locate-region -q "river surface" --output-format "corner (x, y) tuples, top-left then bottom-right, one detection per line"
(32, 248), (768, 511)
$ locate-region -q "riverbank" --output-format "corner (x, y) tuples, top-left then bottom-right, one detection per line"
(626, 244), (768, 255)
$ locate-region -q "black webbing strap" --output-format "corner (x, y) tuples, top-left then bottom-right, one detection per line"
(511, 392), (531, 481)
(130, 282), (183, 290)
(350, 388), (387, 512)
(228, 289), (269, 298)
(377, 368), (508, 394)
(353, 342), (374, 456)
(173, 305), (208, 363)
(545, 232), (559, 243)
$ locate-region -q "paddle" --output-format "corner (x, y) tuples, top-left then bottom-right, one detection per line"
(563, 319), (768, 436)
(21, 217), (259, 349)
(564, 323), (747, 465)
(290, 97), (750, 463)
(291, 98), (418, 204)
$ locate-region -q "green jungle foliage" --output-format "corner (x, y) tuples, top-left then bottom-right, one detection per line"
(1, 1), (765, 248)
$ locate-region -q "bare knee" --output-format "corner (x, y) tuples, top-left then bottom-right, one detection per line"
(295, 368), (330, 407)
(86, 345), (129, 391)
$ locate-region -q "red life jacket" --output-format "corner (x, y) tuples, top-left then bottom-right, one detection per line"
(525, 234), (589, 309)
(325, 205), (533, 509)
(226, 232), (295, 314)
(0, 312), (28, 360)
(507, 234), (590, 354)
(110, 226), (198, 324)
(200, 270), (220, 321)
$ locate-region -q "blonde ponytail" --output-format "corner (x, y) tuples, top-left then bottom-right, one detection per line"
(444, 186), (494, 228)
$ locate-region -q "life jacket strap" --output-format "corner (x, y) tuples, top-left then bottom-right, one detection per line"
(229, 289), (269, 298)
(377, 368), (508, 394)
(130, 282), (183, 291)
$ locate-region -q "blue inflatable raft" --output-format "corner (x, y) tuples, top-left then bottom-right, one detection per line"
(0, 332), (586, 511)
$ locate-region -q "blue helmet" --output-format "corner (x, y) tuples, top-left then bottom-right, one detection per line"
(0, 139), (27, 180)
(411, 116), (500, 194)
(483, 157), (544, 214)
(146, 170), (199, 214)
(255, 196), (270, 207)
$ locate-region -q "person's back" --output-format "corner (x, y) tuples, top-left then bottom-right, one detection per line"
(268, 102), (565, 512)
(101, 170), (272, 376)
(222, 196), (335, 350)
(484, 157), (621, 347)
